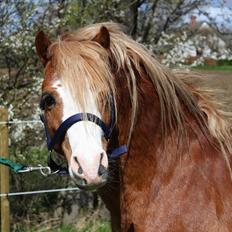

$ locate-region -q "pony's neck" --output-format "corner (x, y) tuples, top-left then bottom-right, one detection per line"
(115, 67), (162, 165)
(114, 67), (206, 177)
(116, 67), (161, 149)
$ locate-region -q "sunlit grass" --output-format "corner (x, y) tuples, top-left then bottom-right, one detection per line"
(193, 65), (232, 71)
(77, 219), (111, 232)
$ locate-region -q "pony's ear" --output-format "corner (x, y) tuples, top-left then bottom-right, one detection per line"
(93, 26), (110, 49)
(35, 31), (51, 66)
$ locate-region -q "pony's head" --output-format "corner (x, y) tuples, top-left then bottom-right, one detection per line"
(35, 22), (232, 191)
(35, 26), (116, 190)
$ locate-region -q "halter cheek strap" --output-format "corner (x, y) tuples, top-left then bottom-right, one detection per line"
(40, 112), (128, 175)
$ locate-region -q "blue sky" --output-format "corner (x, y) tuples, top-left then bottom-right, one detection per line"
(212, 0), (232, 8)
(138, 0), (232, 32)
(225, 0), (232, 7)
(180, 0), (232, 32)
(201, 4), (232, 31)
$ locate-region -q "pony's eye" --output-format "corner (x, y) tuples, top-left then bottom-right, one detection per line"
(40, 93), (56, 110)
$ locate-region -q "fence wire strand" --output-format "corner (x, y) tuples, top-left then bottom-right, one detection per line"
(0, 187), (81, 197)
(0, 120), (42, 125)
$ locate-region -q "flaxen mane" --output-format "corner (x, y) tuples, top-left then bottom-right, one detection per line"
(48, 22), (232, 172)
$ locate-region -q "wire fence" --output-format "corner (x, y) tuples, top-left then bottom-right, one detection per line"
(0, 117), (79, 198)
(0, 120), (42, 125)
(0, 187), (81, 197)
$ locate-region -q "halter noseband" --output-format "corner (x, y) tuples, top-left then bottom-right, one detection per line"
(40, 109), (127, 175)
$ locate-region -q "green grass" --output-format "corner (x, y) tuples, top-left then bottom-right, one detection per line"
(78, 219), (111, 232)
(12, 220), (111, 232)
(192, 60), (232, 71)
(12, 225), (77, 232)
(48, 224), (77, 232)
(193, 65), (232, 71)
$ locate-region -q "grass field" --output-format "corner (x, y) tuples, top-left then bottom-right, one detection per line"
(50, 220), (111, 232)
(193, 65), (232, 71)
(192, 70), (232, 111)
(13, 219), (111, 232)
(193, 60), (232, 71)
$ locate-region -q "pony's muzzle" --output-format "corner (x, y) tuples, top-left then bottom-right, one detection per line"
(70, 152), (108, 190)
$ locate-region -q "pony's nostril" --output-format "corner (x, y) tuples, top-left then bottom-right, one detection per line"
(98, 164), (107, 176)
(78, 166), (83, 174)
(99, 153), (108, 179)
(100, 152), (104, 163)
(74, 156), (79, 164)
(82, 178), (87, 185)
(73, 156), (83, 175)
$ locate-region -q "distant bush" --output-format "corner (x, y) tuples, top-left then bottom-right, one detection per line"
(192, 59), (232, 71)
(193, 65), (232, 71)
(218, 59), (232, 66)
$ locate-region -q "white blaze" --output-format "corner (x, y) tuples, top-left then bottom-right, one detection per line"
(52, 80), (107, 179)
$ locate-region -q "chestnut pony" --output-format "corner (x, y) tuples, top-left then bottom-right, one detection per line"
(35, 23), (232, 232)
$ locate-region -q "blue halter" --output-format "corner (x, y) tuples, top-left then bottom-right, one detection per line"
(40, 110), (127, 175)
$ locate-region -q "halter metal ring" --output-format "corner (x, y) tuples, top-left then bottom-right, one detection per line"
(38, 165), (52, 176)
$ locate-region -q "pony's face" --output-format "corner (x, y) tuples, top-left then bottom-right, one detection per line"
(35, 28), (111, 190)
